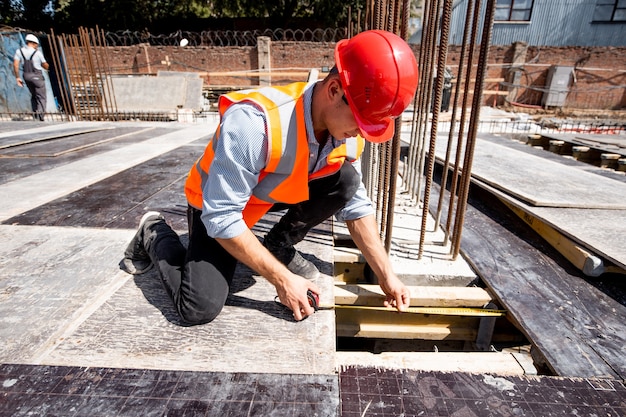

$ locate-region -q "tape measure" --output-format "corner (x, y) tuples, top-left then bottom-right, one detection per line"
(322, 304), (506, 317)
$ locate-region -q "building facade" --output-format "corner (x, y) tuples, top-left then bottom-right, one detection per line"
(449, 0), (625, 46)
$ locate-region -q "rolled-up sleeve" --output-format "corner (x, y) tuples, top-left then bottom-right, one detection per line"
(200, 104), (267, 239)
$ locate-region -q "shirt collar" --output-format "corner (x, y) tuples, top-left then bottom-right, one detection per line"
(303, 82), (318, 148)
(303, 81), (339, 149)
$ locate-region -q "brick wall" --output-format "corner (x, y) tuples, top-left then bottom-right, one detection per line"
(103, 42), (626, 110)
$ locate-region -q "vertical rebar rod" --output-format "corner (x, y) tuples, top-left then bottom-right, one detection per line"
(417, 0), (453, 260)
(445, 0), (483, 250)
(65, 34), (89, 120)
(94, 26), (119, 120)
(439, 0), (478, 245)
(47, 29), (71, 121)
(408, 0), (439, 202)
(451, 0), (497, 259)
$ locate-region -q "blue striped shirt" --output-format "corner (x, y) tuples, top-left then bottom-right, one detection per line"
(201, 82), (374, 239)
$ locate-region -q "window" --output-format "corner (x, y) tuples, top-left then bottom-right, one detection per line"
(593, 0), (626, 22)
(495, 0), (534, 21)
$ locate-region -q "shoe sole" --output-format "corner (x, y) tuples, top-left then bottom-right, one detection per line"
(119, 211), (163, 275)
(139, 211), (162, 228)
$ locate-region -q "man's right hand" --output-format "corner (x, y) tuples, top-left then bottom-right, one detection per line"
(275, 273), (320, 321)
(216, 230), (320, 321)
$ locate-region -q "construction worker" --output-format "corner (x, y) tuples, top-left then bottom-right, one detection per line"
(13, 34), (49, 121)
(121, 30), (419, 324)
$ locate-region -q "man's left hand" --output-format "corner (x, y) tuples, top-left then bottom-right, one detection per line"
(379, 274), (411, 312)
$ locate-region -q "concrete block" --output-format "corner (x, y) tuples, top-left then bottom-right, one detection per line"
(111, 75), (203, 112)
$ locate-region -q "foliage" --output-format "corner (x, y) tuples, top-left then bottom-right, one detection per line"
(0, 0), (366, 32)
(1, 0), (55, 30)
(210, 0), (360, 24)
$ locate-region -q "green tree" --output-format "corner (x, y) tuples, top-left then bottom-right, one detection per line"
(211, 0), (365, 28)
(52, 0), (374, 32)
(1, 0), (55, 30)
(55, 0), (207, 31)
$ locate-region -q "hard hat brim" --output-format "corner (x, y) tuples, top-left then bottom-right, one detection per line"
(353, 111), (395, 143)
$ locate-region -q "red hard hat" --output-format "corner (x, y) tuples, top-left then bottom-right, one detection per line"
(335, 30), (419, 143)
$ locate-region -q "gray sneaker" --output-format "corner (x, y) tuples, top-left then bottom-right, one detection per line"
(119, 211), (163, 275)
(284, 250), (320, 280)
(263, 238), (319, 280)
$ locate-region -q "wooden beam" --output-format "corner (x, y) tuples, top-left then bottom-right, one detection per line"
(336, 310), (479, 341)
(334, 284), (493, 307)
(335, 351), (532, 375)
(499, 198), (626, 277)
(334, 262), (365, 283)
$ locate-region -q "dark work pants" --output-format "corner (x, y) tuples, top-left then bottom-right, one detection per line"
(23, 71), (46, 121)
(144, 162), (361, 325)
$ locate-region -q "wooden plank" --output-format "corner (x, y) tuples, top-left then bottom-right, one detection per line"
(457, 90), (509, 96)
(205, 70), (321, 79)
(334, 262), (366, 283)
(0, 126), (175, 187)
(0, 127), (155, 158)
(0, 125), (114, 150)
(0, 124), (212, 222)
(455, 134), (626, 272)
(334, 284), (493, 307)
(333, 247), (364, 263)
(0, 219), (337, 375)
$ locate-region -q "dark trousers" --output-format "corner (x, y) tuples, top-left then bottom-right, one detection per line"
(144, 162), (361, 325)
(23, 71), (46, 120)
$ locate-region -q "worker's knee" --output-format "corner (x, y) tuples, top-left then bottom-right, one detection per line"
(179, 303), (224, 325)
(178, 294), (226, 326)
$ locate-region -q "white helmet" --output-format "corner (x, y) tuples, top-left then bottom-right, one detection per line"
(25, 34), (39, 44)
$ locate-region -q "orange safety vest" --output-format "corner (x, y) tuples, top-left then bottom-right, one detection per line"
(185, 82), (365, 228)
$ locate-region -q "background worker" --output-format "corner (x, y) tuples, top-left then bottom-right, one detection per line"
(13, 34), (49, 121)
(121, 30), (419, 324)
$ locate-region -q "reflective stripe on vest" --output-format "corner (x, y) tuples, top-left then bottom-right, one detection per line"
(309, 136), (365, 181)
(184, 82), (365, 229)
(185, 83), (309, 227)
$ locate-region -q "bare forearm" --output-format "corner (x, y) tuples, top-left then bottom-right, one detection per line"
(346, 214), (394, 281)
(216, 229), (319, 320)
(216, 229), (290, 287)
(346, 214), (410, 310)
